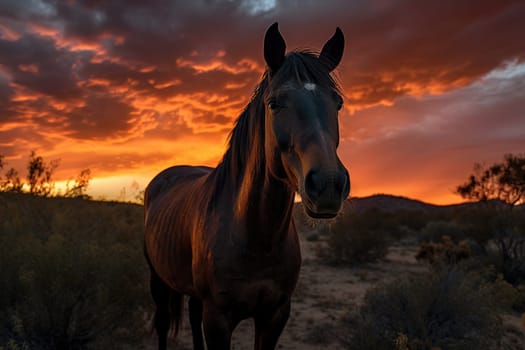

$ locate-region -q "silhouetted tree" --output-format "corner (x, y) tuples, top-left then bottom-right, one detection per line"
(457, 153), (525, 208)
(134, 189), (145, 204)
(26, 150), (60, 197)
(0, 155), (23, 192)
(1, 153), (95, 198)
(456, 153), (525, 285)
(65, 168), (92, 199)
(3, 168), (23, 192)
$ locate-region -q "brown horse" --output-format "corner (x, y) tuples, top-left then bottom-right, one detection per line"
(144, 22), (350, 350)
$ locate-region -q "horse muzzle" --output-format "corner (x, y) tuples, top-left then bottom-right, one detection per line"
(302, 167), (350, 219)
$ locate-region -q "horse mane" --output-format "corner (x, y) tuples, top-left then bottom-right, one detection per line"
(210, 50), (342, 209)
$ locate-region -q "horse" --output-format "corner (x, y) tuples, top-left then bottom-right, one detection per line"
(144, 22), (350, 350)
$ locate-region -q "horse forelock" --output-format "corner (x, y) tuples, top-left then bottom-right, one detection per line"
(267, 50), (343, 98)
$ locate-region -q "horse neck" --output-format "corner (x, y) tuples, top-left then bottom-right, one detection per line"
(242, 168), (295, 249)
(220, 97), (295, 249)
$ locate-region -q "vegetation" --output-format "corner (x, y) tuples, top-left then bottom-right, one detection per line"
(418, 220), (465, 243)
(321, 207), (391, 264)
(26, 150), (60, 197)
(416, 236), (471, 266)
(346, 268), (507, 350)
(456, 153), (525, 286)
(0, 192), (149, 349)
(1, 151), (523, 348)
(457, 153), (525, 207)
(294, 200), (434, 265)
(0, 152), (91, 199)
(292, 154), (525, 348)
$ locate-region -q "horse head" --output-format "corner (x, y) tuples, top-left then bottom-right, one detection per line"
(262, 23), (350, 219)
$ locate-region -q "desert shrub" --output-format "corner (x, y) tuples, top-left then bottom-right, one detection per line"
(489, 250), (525, 287)
(0, 193), (148, 349)
(514, 285), (525, 312)
(450, 206), (525, 287)
(456, 206), (504, 248)
(419, 221), (465, 243)
(456, 254), (525, 314)
(415, 236), (471, 266)
(345, 268), (505, 350)
(321, 208), (390, 264)
(386, 209), (431, 240)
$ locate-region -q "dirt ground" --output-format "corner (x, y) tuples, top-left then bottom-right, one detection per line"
(145, 231), (525, 350)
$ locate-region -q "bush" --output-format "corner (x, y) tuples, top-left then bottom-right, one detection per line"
(0, 193), (148, 349)
(455, 253), (525, 313)
(419, 221), (465, 243)
(320, 208), (390, 264)
(514, 285), (525, 312)
(345, 268), (505, 350)
(415, 236), (471, 266)
(455, 206), (525, 286)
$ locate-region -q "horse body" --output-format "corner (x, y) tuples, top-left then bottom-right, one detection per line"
(145, 160), (301, 348)
(144, 23), (349, 350)
(145, 163), (301, 304)
(145, 166), (212, 296)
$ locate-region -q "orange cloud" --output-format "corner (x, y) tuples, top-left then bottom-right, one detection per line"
(176, 57), (262, 75)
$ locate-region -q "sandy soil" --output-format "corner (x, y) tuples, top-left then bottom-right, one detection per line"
(145, 232), (525, 349)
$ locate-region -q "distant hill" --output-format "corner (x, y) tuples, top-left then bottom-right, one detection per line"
(347, 194), (440, 213)
(345, 194), (521, 213)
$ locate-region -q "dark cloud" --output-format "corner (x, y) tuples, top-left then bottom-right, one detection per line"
(65, 94), (136, 139)
(338, 0), (525, 102)
(2, 0), (524, 113)
(0, 75), (15, 120)
(0, 34), (84, 100)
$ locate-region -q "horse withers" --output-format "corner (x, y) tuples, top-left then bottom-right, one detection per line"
(144, 22), (350, 350)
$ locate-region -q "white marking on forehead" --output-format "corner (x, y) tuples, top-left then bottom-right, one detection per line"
(304, 83), (316, 91)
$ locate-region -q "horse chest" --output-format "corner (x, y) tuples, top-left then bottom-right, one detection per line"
(209, 245), (300, 312)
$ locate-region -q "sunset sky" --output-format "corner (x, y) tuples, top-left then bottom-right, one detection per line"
(0, 0), (524, 204)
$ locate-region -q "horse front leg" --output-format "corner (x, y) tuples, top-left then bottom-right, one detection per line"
(202, 300), (233, 350)
(253, 298), (291, 350)
(189, 297), (205, 350)
(149, 269), (172, 350)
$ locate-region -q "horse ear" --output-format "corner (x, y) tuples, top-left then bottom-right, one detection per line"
(319, 27), (344, 72)
(264, 22), (286, 72)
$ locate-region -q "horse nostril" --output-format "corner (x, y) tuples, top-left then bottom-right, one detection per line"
(305, 170), (326, 199)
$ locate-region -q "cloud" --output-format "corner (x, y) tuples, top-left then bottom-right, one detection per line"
(0, 34), (84, 101)
(0, 74), (15, 119)
(340, 61), (525, 203)
(0, 0), (524, 202)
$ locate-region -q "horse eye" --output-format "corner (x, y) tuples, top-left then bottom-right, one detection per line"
(268, 101), (279, 111)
